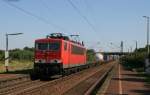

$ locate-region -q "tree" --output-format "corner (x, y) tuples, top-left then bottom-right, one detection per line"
(120, 46), (147, 69)
(0, 50), (4, 61)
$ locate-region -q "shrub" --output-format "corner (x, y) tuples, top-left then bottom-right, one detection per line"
(120, 52), (146, 69)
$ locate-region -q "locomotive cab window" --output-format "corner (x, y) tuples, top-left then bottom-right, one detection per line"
(35, 42), (60, 51)
(49, 42), (60, 51)
(36, 43), (48, 50)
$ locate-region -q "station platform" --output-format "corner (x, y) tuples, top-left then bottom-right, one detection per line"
(105, 64), (150, 95)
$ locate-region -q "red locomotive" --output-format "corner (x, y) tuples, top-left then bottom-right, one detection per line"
(31, 33), (86, 79)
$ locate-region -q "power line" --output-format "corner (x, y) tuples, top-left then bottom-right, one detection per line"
(67, 0), (97, 33)
(83, 0), (97, 25)
(38, 0), (68, 34)
(3, 0), (66, 32)
(40, 0), (52, 12)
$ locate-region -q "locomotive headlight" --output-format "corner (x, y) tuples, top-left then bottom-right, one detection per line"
(35, 59), (46, 63)
(34, 59), (39, 63)
(50, 59), (62, 63)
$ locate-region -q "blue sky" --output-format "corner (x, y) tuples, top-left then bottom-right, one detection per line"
(0, 0), (149, 52)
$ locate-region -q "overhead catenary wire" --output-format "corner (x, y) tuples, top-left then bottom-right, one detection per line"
(3, 0), (66, 32)
(39, 0), (52, 13)
(67, 0), (97, 33)
(83, 0), (97, 25)
(37, 0), (68, 34)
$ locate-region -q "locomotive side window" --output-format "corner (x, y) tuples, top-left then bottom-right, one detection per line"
(64, 42), (67, 50)
(49, 42), (60, 51)
(36, 42), (60, 51)
(71, 45), (85, 55)
(36, 43), (48, 50)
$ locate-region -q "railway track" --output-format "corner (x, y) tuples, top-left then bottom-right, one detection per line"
(0, 61), (116, 95)
(0, 80), (42, 94)
(63, 62), (115, 95)
(0, 75), (30, 89)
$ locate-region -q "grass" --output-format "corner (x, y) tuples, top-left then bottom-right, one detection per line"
(0, 60), (33, 73)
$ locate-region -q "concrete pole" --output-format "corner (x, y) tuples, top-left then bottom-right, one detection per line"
(5, 34), (9, 72)
(147, 17), (149, 55)
(4, 33), (23, 72)
(143, 16), (149, 55)
(143, 16), (150, 73)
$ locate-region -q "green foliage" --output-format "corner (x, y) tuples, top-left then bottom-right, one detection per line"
(136, 47), (147, 52)
(0, 50), (4, 61)
(10, 47), (34, 61)
(120, 46), (147, 71)
(120, 52), (146, 69)
(86, 49), (96, 62)
(135, 45), (150, 53)
(146, 74), (150, 84)
(0, 47), (34, 61)
(23, 47), (34, 51)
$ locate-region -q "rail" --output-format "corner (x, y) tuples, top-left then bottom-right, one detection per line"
(0, 75), (30, 89)
(0, 61), (116, 95)
(84, 66), (113, 95)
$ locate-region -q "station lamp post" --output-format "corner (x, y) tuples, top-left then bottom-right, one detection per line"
(143, 16), (150, 55)
(143, 16), (150, 73)
(5, 33), (23, 72)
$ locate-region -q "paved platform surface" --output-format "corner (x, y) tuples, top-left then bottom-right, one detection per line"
(105, 64), (150, 95)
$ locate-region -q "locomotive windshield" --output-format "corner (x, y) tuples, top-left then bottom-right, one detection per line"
(36, 42), (60, 51)
(49, 43), (60, 51)
(36, 43), (48, 50)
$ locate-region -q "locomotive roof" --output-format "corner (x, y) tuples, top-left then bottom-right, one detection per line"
(35, 38), (85, 48)
(35, 33), (85, 47)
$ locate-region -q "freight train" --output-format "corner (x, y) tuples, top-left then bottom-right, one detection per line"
(30, 33), (92, 79)
(95, 53), (104, 63)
